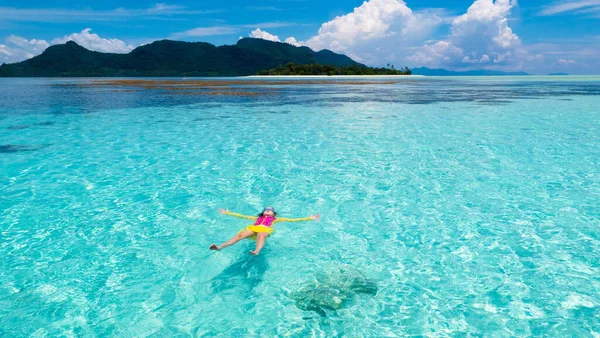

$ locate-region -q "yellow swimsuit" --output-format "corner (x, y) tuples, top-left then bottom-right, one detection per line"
(225, 211), (312, 240)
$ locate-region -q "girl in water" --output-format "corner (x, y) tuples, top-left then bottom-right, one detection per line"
(210, 207), (320, 255)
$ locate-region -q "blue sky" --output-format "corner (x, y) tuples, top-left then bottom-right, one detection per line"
(1, 0), (599, 74)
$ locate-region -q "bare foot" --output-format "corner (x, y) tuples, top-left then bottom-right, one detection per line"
(250, 250), (259, 255)
(210, 244), (220, 251)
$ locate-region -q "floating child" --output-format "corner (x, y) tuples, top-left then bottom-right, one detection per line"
(210, 207), (320, 255)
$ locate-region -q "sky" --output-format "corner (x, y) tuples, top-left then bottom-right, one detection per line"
(0, 0), (599, 74)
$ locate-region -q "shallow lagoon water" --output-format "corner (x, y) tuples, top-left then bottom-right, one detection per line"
(1, 77), (600, 337)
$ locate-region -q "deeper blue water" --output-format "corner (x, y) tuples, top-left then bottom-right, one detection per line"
(1, 76), (600, 337)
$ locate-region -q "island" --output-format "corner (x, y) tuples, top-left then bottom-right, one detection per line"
(256, 63), (411, 76)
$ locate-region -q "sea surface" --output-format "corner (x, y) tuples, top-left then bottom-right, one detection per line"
(1, 76), (600, 337)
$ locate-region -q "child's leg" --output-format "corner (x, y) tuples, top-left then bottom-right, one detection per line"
(210, 230), (255, 250)
(250, 233), (269, 255)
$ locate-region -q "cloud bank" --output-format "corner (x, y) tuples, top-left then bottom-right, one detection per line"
(407, 0), (527, 69)
(294, 0), (442, 63)
(251, 0), (520, 67)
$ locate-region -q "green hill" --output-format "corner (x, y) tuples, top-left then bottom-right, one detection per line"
(0, 38), (363, 77)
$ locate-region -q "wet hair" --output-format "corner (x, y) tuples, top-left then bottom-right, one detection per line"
(258, 209), (278, 217)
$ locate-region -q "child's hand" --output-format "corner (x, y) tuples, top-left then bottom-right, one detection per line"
(310, 214), (320, 220)
(219, 208), (228, 214)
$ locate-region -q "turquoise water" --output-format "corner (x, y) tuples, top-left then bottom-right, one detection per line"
(1, 77), (600, 337)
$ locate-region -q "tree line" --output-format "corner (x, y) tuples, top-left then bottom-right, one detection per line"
(257, 63), (412, 76)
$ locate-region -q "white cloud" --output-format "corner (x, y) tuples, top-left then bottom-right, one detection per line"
(539, 0), (600, 16)
(171, 26), (238, 38)
(300, 0), (442, 63)
(1, 29), (133, 64)
(407, 0), (526, 69)
(51, 28), (134, 53)
(284, 37), (303, 46)
(150, 3), (186, 12)
(6, 35), (50, 54)
(0, 35), (49, 64)
(308, 0), (412, 46)
(250, 8), (443, 56)
(249, 28), (280, 42)
(405, 40), (463, 66)
(558, 59), (577, 65)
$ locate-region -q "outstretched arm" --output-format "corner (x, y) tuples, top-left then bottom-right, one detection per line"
(219, 208), (258, 221)
(274, 214), (320, 223)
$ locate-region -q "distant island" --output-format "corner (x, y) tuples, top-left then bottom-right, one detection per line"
(411, 67), (529, 76)
(0, 38), (361, 77)
(257, 63), (411, 76)
(548, 73), (569, 76)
